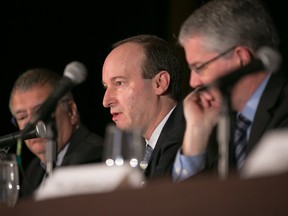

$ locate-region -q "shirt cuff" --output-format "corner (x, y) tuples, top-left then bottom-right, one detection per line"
(173, 148), (206, 182)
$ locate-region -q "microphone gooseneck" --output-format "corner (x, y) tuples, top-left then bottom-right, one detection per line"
(22, 61), (87, 134)
(0, 121), (47, 150)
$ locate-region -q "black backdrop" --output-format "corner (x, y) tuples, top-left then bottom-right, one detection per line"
(1, 0), (287, 168)
(1, 0), (184, 168)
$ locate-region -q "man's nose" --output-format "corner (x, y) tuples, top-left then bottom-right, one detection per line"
(103, 88), (115, 108)
(190, 70), (203, 89)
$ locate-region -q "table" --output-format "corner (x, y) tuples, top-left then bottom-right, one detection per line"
(2, 172), (288, 215)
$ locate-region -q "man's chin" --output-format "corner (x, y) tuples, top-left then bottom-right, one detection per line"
(114, 122), (132, 131)
(27, 140), (46, 153)
(31, 147), (46, 156)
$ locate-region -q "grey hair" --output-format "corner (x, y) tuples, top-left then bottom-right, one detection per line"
(178, 0), (279, 53)
(9, 68), (74, 113)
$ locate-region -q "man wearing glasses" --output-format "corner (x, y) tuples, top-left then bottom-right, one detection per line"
(9, 68), (104, 198)
(173, 0), (288, 181)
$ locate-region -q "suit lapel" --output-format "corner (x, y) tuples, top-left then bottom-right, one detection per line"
(151, 103), (184, 158)
(247, 73), (286, 153)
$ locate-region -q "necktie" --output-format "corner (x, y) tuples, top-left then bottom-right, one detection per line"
(140, 144), (153, 170)
(233, 114), (251, 169)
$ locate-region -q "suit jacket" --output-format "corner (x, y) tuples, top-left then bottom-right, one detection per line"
(205, 72), (288, 171)
(144, 102), (186, 181)
(19, 123), (104, 198)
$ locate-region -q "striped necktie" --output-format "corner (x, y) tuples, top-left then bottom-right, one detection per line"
(140, 144), (153, 170)
(234, 114), (251, 169)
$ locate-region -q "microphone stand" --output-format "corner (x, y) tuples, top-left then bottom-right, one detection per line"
(0, 149), (8, 159)
(45, 117), (57, 177)
(217, 89), (232, 180)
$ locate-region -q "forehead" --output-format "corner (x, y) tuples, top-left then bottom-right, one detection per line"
(102, 43), (145, 81)
(11, 85), (53, 111)
(182, 36), (213, 63)
(111, 42), (144, 61)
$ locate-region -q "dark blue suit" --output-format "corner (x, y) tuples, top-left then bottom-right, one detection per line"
(19, 124), (103, 199)
(144, 102), (186, 181)
(205, 72), (288, 171)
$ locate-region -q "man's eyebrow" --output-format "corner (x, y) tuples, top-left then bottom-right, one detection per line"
(188, 61), (202, 68)
(13, 104), (42, 116)
(13, 110), (26, 116)
(111, 76), (127, 80)
(103, 76), (128, 84)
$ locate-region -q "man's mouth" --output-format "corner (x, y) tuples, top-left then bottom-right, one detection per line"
(111, 112), (120, 121)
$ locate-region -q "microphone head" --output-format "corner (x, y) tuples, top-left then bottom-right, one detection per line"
(64, 61), (87, 85)
(35, 121), (47, 138)
(256, 46), (282, 73)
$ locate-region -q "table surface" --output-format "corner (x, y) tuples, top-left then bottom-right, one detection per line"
(2, 172), (288, 216)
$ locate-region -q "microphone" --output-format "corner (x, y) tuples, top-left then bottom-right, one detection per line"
(195, 46), (282, 92)
(22, 61), (87, 134)
(0, 121), (47, 150)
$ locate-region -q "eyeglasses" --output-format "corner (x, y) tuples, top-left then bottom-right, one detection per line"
(189, 46), (236, 74)
(11, 98), (71, 127)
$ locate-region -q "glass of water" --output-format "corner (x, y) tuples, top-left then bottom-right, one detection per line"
(103, 124), (145, 169)
(0, 153), (20, 208)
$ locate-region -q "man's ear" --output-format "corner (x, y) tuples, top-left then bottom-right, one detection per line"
(234, 46), (253, 67)
(153, 71), (170, 95)
(67, 101), (79, 125)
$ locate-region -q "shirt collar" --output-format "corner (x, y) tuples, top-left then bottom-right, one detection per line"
(241, 73), (271, 122)
(146, 105), (176, 149)
(56, 142), (70, 166)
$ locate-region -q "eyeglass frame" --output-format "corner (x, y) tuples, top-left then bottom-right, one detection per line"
(11, 98), (72, 127)
(189, 46), (236, 74)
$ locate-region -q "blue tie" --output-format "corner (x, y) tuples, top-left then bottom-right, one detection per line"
(234, 114), (251, 169)
(140, 144), (153, 170)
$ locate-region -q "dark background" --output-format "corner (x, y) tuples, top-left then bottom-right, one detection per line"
(1, 0), (287, 167)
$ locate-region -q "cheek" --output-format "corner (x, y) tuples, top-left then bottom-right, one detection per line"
(121, 84), (153, 115)
(17, 121), (28, 130)
(120, 89), (137, 107)
(128, 95), (150, 118)
(200, 66), (228, 84)
(212, 61), (237, 79)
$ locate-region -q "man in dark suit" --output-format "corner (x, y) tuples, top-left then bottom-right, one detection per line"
(144, 102), (185, 180)
(173, 0), (288, 181)
(102, 34), (186, 181)
(9, 68), (104, 198)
